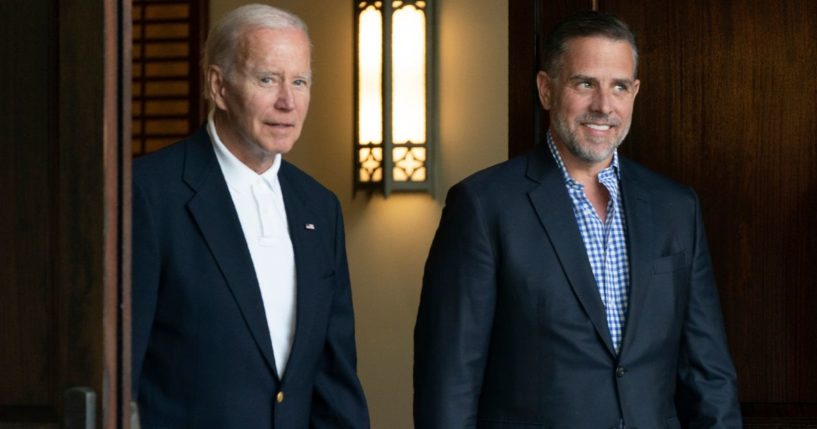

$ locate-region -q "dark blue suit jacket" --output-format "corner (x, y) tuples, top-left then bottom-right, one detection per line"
(414, 144), (741, 428)
(133, 128), (369, 428)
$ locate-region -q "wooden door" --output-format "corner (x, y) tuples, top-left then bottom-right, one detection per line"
(509, 0), (817, 426)
(0, 0), (131, 427)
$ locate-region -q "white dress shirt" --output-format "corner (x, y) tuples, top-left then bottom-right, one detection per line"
(207, 112), (297, 376)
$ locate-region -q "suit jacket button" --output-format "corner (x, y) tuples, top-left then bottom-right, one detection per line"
(276, 391), (285, 403)
(616, 366), (626, 377)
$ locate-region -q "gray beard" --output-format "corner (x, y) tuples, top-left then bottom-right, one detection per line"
(552, 116), (630, 164)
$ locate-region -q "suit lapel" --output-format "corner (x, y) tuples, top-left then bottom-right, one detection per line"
(618, 159), (655, 355)
(182, 129), (279, 377)
(277, 164), (324, 384)
(526, 146), (616, 356)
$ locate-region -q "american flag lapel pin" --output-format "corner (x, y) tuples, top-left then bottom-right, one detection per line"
(305, 223), (316, 230)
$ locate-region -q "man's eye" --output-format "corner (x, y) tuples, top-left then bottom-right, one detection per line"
(294, 79), (309, 87)
(579, 81), (592, 88)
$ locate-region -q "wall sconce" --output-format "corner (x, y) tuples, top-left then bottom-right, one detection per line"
(354, 0), (435, 196)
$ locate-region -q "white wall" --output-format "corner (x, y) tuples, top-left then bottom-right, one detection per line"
(210, 1), (508, 426)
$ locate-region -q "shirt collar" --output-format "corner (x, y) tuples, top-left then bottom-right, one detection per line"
(207, 109), (281, 192)
(545, 130), (621, 186)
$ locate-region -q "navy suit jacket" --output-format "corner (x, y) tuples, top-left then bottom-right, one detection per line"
(414, 144), (741, 428)
(133, 128), (369, 428)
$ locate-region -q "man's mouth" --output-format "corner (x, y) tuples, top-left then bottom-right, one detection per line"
(584, 123), (613, 131)
(266, 121), (294, 128)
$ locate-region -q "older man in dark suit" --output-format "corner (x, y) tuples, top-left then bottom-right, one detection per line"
(132, 4), (369, 428)
(414, 11), (741, 429)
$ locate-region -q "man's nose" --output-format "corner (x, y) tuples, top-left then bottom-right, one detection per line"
(589, 88), (613, 114)
(275, 84), (295, 110)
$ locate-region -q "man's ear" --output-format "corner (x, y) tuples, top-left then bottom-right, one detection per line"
(207, 65), (228, 111)
(536, 71), (553, 110)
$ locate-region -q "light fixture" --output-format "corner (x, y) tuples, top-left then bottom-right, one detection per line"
(354, 0), (435, 196)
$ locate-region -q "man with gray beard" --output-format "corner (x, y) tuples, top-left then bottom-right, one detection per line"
(414, 11), (741, 428)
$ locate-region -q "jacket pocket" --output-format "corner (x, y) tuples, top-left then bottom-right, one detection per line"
(652, 251), (687, 273)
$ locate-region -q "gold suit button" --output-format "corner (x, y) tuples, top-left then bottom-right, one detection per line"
(276, 391), (284, 403)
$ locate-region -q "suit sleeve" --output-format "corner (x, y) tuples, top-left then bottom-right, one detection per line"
(675, 191), (743, 427)
(309, 198), (370, 429)
(131, 178), (161, 397)
(414, 183), (497, 428)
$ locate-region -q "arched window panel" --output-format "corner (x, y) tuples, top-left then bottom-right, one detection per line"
(354, 0), (435, 196)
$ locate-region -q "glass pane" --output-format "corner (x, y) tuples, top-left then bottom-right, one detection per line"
(412, 166), (426, 182)
(393, 167), (408, 182)
(357, 5), (383, 145)
(391, 5), (426, 145)
(358, 147), (383, 183)
(393, 146), (425, 181)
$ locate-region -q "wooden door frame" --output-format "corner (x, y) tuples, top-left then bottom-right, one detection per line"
(57, 0), (131, 426)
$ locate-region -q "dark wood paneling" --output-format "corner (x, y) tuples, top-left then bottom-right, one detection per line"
(56, 4), (106, 420)
(604, 0), (817, 418)
(0, 0), (129, 427)
(508, 0), (593, 158)
(0, 0), (58, 414)
(509, 0), (817, 424)
(508, 0), (537, 158)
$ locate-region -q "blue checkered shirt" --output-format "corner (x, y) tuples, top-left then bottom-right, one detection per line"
(546, 132), (630, 353)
